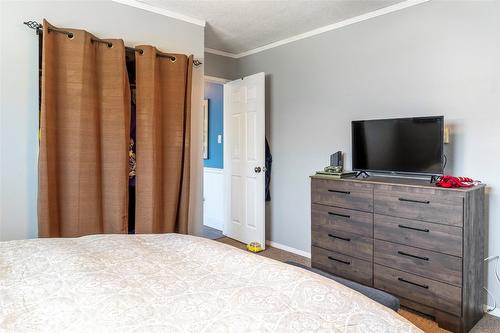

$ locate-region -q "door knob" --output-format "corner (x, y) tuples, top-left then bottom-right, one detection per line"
(254, 167), (262, 173)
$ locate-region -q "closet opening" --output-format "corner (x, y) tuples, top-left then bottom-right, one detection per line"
(28, 20), (198, 237)
(126, 48), (136, 234)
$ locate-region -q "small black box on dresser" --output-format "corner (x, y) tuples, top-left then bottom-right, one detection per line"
(310, 175), (486, 333)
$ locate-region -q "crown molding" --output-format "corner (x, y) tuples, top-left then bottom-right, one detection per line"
(112, 0), (206, 27)
(205, 0), (429, 59)
(204, 48), (239, 59)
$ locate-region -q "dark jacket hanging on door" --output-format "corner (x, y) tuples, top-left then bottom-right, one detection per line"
(265, 138), (272, 202)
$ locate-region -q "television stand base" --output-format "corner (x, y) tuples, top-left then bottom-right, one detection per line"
(355, 171), (370, 179)
(430, 175), (440, 184)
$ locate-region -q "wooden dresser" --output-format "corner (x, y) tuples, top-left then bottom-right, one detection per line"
(310, 175), (485, 333)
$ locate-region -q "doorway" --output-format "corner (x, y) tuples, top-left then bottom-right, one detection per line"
(201, 76), (229, 239)
(201, 74), (267, 249)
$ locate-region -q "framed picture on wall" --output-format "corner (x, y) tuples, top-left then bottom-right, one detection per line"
(202, 99), (208, 159)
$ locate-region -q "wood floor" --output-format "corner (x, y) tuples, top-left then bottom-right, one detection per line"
(216, 237), (500, 333)
(200, 225), (224, 240)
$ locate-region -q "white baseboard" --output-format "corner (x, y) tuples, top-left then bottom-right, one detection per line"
(265, 240), (311, 258)
(484, 306), (500, 318)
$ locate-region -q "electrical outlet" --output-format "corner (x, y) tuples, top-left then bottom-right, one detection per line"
(217, 135), (222, 144)
(444, 127), (450, 144)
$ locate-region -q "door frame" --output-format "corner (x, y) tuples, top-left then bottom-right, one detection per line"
(205, 76), (230, 84)
(202, 76), (230, 231)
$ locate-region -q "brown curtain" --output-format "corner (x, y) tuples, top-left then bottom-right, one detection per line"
(135, 46), (193, 234)
(38, 20), (130, 237)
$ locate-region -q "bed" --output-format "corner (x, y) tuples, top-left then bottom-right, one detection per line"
(0, 234), (421, 332)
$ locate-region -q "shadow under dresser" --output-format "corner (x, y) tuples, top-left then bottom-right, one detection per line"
(310, 175), (486, 333)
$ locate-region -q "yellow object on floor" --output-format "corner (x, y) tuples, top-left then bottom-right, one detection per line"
(246, 242), (263, 253)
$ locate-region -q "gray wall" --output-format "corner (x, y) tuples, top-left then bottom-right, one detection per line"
(204, 52), (239, 80)
(209, 0), (500, 303)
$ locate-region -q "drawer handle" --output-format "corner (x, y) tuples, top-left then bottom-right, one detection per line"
(398, 277), (429, 289)
(398, 197), (430, 204)
(328, 233), (351, 242)
(328, 212), (351, 219)
(398, 251), (429, 261)
(328, 189), (351, 195)
(328, 256), (351, 265)
(398, 224), (430, 233)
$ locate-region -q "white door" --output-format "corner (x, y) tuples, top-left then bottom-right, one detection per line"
(223, 73), (266, 248)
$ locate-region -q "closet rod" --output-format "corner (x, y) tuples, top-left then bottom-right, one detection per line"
(23, 21), (202, 67)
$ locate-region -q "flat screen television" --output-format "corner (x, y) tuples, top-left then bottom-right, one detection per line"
(352, 116), (444, 175)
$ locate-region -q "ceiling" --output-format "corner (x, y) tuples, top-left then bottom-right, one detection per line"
(138, 0), (405, 55)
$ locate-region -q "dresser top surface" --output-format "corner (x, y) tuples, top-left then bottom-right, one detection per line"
(310, 174), (485, 192)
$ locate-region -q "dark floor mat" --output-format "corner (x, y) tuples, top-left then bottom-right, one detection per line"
(286, 261), (400, 311)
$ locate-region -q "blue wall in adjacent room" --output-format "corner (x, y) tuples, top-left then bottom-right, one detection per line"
(204, 82), (223, 169)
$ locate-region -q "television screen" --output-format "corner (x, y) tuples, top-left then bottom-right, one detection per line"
(352, 116), (444, 175)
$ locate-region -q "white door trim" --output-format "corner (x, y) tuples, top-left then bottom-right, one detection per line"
(205, 76), (231, 84)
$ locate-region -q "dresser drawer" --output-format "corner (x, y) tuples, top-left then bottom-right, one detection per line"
(374, 240), (462, 286)
(374, 214), (462, 257)
(312, 246), (372, 286)
(374, 184), (464, 227)
(311, 179), (373, 212)
(374, 264), (462, 316)
(312, 228), (373, 261)
(312, 204), (373, 238)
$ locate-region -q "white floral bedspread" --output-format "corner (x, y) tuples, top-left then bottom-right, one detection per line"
(0, 234), (421, 332)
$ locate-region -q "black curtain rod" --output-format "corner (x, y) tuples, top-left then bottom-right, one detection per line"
(23, 21), (202, 66)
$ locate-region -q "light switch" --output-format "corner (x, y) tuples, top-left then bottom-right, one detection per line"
(217, 135), (222, 144)
(444, 127), (450, 144)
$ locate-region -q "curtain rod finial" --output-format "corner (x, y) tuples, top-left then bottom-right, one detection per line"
(24, 21), (42, 30)
(24, 21), (43, 34)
